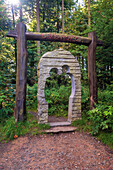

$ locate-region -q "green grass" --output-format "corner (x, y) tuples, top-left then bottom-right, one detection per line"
(71, 118), (86, 128)
(0, 112), (50, 142)
(72, 118), (113, 149)
(96, 131), (113, 149)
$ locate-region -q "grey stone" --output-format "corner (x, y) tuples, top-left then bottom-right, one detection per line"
(44, 126), (77, 133)
(37, 48), (81, 124)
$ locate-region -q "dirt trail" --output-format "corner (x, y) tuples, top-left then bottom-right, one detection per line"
(0, 131), (113, 170)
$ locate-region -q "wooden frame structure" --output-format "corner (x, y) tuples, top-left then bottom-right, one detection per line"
(7, 22), (103, 122)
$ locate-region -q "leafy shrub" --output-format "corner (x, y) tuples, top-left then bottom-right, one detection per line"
(26, 84), (37, 110)
(98, 89), (113, 106)
(45, 71), (71, 117)
(45, 85), (71, 117)
(0, 83), (16, 123)
(87, 104), (113, 135)
(81, 85), (89, 112)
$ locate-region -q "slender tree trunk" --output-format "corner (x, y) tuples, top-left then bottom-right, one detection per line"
(62, 0), (64, 34)
(88, 0), (91, 27)
(62, 0), (64, 48)
(82, 56), (84, 70)
(57, 0), (59, 33)
(11, 5), (17, 69)
(20, 1), (22, 22)
(43, 0), (46, 31)
(36, 0), (40, 57)
(11, 5), (15, 28)
(0, 102), (2, 109)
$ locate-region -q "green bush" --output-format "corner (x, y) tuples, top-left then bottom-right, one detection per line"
(45, 85), (71, 117)
(81, 85), (89, 113)
(26, 83), (37, 111)
(98, 89), (113, 106)
(87, 104), (113, 135)
(0, 83), (16, 124)
(45, 71), (71, 117)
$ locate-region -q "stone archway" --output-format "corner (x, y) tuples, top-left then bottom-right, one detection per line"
(37, 48), (81, 124)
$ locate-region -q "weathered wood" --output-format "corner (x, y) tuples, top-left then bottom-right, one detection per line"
(14, 23), (27, 122)
(88, 32), (98, 109)
(7, 31), (103, 46)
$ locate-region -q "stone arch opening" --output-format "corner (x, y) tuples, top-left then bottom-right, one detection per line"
(37, 49), (81, 124)
(44, 67), (72, 122)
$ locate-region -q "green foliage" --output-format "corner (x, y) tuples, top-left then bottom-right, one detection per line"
(87, 105), (113, 135)
(0, 113), (50, 142)
(0, 36), (16, 121)
(0, 0), (113, 149)
(98, 89), (113, 106)
(1, 117), (30, 141)
(81, 85), (113, 135)
(71, 118), (86, 127)
(27, 40), (39, 86)
(26, 83), (37, 111)
(90, 0), (113, 89)
(81, 85), (89, 112)
(0, 1), (16, 121)
(45, 71), (71, 117)
(96, 131), (113, 149)
(45, 85), (71, 117)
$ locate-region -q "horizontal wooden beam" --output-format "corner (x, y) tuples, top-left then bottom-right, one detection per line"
(7, 30), (103, 46)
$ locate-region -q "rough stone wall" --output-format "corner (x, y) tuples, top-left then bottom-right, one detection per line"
(37, 48), (81, 124)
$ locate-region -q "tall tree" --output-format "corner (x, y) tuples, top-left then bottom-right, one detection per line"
(88, 0), (91, 27)
(36, 0), (40, 57)
(62, 0), (64, 34)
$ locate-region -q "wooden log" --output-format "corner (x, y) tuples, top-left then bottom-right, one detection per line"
(26, 32), (91, 45)
(7, 31), (103, 46)
(88, 32), (98, 109)
(14, 23), (27, 122)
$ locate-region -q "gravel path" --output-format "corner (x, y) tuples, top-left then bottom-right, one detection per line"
(0, 131), (113, 170)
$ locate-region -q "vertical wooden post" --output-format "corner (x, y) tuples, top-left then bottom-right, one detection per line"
(88, 32), (98, 109)
(14, 23), (27, 122)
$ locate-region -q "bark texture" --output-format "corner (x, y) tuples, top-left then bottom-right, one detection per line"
(88, 32), (97, 109)
(14, 23), (27, 122)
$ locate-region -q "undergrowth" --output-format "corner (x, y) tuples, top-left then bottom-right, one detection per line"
(72, 83), (113, 149)
(45, 71), (71, 117)
(72, 118), (113, 149)
(0, 113), (50, 142)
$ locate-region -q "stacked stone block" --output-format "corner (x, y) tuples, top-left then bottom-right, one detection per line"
(37, 48), (81, 124)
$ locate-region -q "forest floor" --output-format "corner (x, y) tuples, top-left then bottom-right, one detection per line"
(0, 130), (113, 169)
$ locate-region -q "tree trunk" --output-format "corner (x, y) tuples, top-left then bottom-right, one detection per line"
(62, 0), (64, 34)
(88, 0), (91, 27)
(62, 0), (64, 48)
(36, 0), (40, 57)
(14, 23), (27, 122)
(88, 32), (98, 109)
(11, 5), (15, 28)
(20, 1), (22, 22)
(57, 0), (59, 33)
